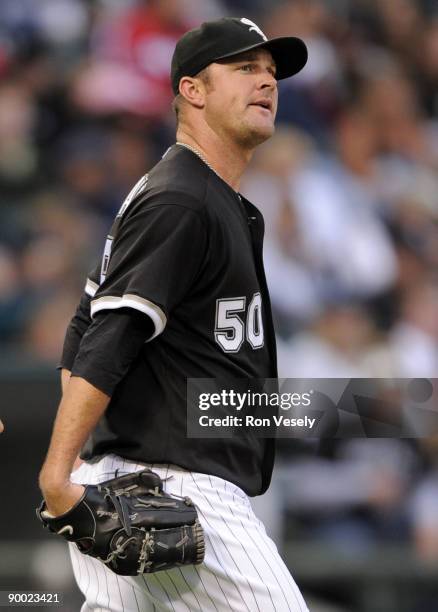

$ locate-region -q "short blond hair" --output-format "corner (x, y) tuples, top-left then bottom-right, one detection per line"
(172, 67), (212, 126)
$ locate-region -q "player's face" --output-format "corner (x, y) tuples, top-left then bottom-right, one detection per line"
(203, 49), (278, 148)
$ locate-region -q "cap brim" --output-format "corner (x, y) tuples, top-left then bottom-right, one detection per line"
(215, 36), (308, 80)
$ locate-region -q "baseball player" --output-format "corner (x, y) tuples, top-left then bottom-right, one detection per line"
(39, 17), (308, 612)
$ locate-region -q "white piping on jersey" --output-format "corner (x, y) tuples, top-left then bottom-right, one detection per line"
(90, 294), (167, 341)
(85, 278), (99, 297)
(116, 174), (149, 219)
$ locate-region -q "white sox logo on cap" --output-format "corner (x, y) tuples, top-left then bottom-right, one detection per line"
(171, 17), (307, 94)
(240, 18), (268, 42)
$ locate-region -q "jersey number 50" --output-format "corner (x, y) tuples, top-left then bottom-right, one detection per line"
(215, 293), (264, 353)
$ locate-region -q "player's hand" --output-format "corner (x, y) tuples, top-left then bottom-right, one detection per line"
(41, 480), (86, 517)
(0, 419), (4, 433)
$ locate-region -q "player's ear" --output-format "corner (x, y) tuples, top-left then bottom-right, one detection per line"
(179, 76), (206, 109)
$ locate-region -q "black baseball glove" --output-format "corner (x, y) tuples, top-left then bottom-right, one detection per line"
(36, 469), (205, 576)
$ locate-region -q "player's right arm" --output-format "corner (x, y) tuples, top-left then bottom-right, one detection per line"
(39, 377), (109, 515)
(40, 199), (206, 516)
(52, 285), (93, 471)
(60, 367), (84, 469)
(59, 276), (96, 390)
(40, 308), (154, 516)
(59, 286), (94, 471)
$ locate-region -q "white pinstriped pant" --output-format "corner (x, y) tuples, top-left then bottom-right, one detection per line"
(69, 454), (308, 612)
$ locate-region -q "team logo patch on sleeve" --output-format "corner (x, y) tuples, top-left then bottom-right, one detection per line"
(100, 174), (149, 284)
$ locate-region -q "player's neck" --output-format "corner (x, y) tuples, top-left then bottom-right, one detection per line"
(176, 128), (253, 192)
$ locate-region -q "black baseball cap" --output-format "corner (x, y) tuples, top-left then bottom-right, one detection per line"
(171, 17), (308, 95)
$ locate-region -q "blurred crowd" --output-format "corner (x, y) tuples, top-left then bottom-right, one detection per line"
(0, 0), (438, 607)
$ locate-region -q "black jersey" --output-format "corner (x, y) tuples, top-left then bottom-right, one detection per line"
(67, 144), (278, 496)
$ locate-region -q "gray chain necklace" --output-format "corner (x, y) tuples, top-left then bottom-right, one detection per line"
(176, 141), (230, 188)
